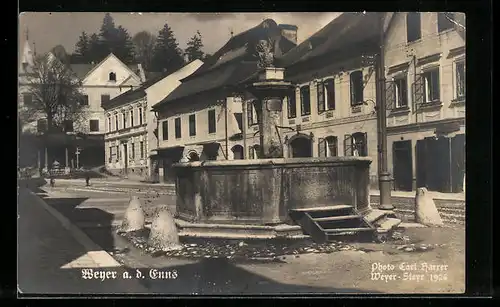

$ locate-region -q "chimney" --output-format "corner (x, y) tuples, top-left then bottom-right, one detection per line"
(278, 24), (298, 44)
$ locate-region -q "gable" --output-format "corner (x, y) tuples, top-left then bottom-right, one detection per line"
(82, 54), (141, 86)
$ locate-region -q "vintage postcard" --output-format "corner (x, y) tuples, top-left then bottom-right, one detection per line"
(18, 11), (466, 295)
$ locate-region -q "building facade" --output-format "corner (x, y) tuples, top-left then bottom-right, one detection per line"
(103, 60), (204, 180)
(18, 38), (145, 171)
(152, 19), (297, 183)
(384, 12), (465, 193)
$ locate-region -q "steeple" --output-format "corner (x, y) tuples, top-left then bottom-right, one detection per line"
(21, 28), (34, 72)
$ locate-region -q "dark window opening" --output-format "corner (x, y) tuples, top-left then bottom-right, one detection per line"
(189, 114), (196, 136)
(130, 110), (134, 127)
(350, 71), (364, 105)
(139, 108), (143, 125)
(407, 13), (422, 43)
(109, 72), (116, 81)
(208, 109), (216, 133)
(122, 113), (127, 128)
(140, 141), (144, 159)
(89, 119), (99, 132)
(162, 121), (168, 140)
(82, 95), (89, 105)
(22, 93), (33, 105)
(175, 117), (181, 139)
(101, 95), (110, 105)
(438, 12), (455, 32)
(325, 79), (335, 110)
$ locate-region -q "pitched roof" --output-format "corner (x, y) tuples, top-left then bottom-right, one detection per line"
(102, 87), (146, 110)
(154, 19), (297, 109)
(278, 12), (381, 68)
(68, 62), (141, 81)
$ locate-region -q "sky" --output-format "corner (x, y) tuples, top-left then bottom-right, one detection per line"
(19, 12), (341, 57)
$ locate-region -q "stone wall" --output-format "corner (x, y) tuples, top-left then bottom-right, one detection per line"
(174, 157), (372, 225)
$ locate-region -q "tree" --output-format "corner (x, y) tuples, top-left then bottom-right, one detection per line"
(21, 54), (88, 133)
(132, 31), (156, 71)
(151, 23), (185, 72)
(184, 30), (205, 62)
(74, 31), (90, 62)
(114, 26), (135, 64)
(88, 33), (101, 63)
(51, 45), (70, 67)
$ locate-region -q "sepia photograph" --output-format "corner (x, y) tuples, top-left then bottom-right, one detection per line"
(17, 11), (466, 295)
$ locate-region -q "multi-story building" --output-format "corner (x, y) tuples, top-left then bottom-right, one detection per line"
(102, 60), (203, 180)
(277, 12), (381, 186)
(151, 19), (297, 183)
(18, 35), (146, 170)
(384, 12), (465, 193)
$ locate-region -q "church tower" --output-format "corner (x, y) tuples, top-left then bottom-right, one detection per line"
(20, 29), (34, 73)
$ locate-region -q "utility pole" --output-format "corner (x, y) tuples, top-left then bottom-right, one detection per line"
(375, 12), (394, 210)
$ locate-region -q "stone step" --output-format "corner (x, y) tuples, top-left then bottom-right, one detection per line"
(314, 215), (361, 222)
(375, 217), (402, 233)
(291, 205), (353, 212)
(324, 227), (373, 234)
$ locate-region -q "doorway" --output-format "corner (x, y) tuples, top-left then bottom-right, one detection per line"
(123, 143), (128, 174)
(393, 140), (413, 191)
(289, 136), (313, 158)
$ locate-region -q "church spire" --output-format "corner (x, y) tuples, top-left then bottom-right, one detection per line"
(21, 28), (34, 71)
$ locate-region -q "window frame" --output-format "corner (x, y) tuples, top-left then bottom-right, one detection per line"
(89, 119), (99, 132)
(350, 70), (364, 106)
(174, 117), (182, 139)
(437, 12), (455, 33)
(189, 114), (196, 137)
(287, 92), (297, 119)
(455, 60), (466, 100)
(394, 77), (409, 108)
(406, 12), (422, 43)
(208, 109), (217, 133)
(161, 120), (168, 140)
(300, 85), (311, 116)
(422, 67), (441, 103)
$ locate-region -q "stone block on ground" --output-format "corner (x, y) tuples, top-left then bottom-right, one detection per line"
(415, 187), (444, 227)
(121, 195), (145, 232)
(148, 206), (182, 251)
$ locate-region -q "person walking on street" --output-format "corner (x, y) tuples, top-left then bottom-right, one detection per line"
(85, 169), (91, 186)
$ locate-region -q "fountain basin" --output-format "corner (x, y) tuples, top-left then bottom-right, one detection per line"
(173, 157), (372, 226)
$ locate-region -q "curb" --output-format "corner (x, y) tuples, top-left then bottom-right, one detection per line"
(27, 190), (122, 268)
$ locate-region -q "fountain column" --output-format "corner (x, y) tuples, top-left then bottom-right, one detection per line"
(246, 67), (293, 158)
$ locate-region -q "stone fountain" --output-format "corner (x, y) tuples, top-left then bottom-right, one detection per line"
(172, 41), (400, 242)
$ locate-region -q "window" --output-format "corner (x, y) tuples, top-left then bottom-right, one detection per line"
(130, 110), (134, 127)
(175, 117), (181, 139)
(326, 136), (338, 157)
(109, 72), (116, 81)
(406, 12), (421, 43)
(247, 101), (258, 125)
(143, 107), (147, 123)
(437, 12), (455, 32)
(325, 79), (335, 110)
(423, 68), (440, 103)
(116, 145), (120, 160)
(22, 93), (32, 105)
(109, 146), (113, 163)
(208, 109), (216, 133)
(317, 79), (335, 113)
(162, 120), (168, 140)
(139, 108), (143, 125)
(318, 136), (338, 157)
(107, 117), (111, 132)
(189, 114), (196, 136)
(101, 95), (110, 105)
(37, 119), (47, 132)
(395, 78), (408, 108)
(300, 85), (311, 116)
(287, 92), (297, 118)
(82, 95), (89, 106)
(131, 143), (135, 160)
(64, 120), (74, 132)
(140, 141), (144, 159)
(350, 71), (364, 105)
(344, 133), (367, 157)
(114, 115), (118, 131)
(456, 61), (465, 99)
(89, 119), (99, 132)
(122, 112), (127, 129)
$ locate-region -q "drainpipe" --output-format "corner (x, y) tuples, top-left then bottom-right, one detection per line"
(242, 97), (247, 159)
(224, 97), (229, 159)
